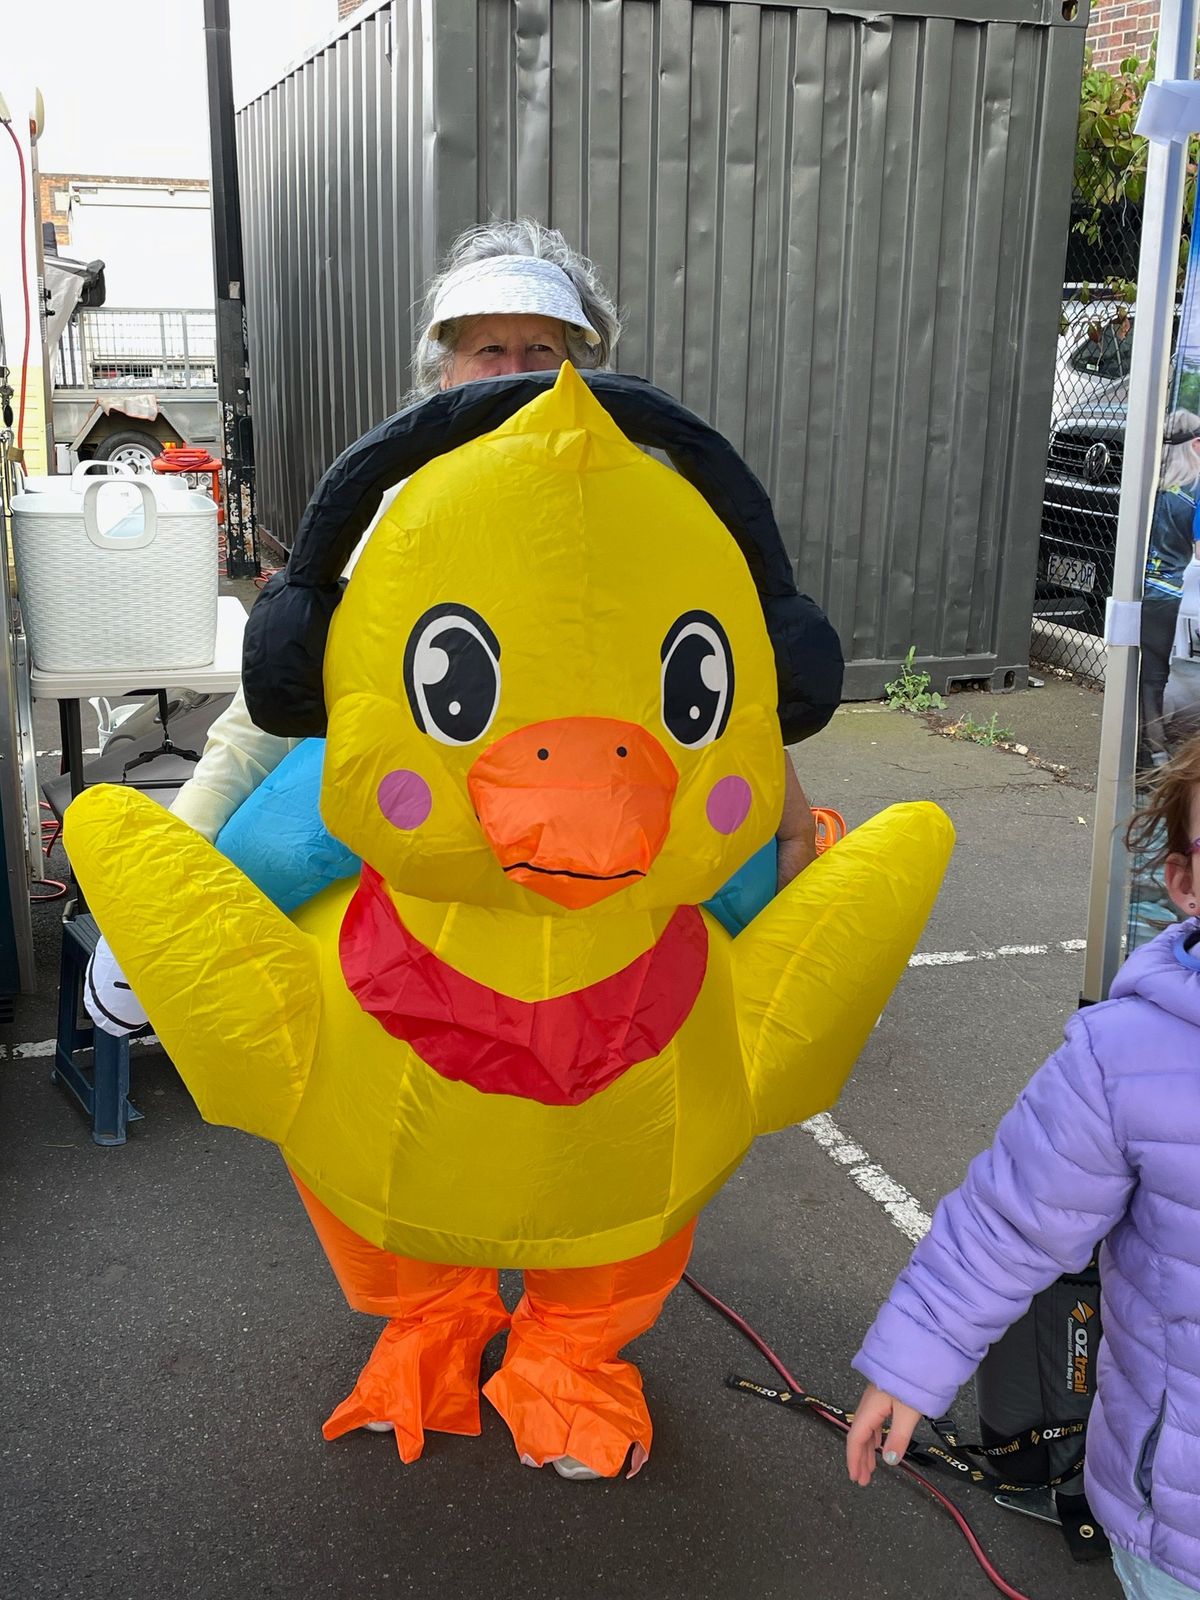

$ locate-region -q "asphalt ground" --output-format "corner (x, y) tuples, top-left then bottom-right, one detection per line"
(0, 659), (1125, 1600)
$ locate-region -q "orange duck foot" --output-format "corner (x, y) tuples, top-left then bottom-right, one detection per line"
(323, 1302), (511, 1462)
(483, 1348), (652, 1479)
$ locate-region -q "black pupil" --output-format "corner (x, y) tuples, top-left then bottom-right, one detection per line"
(423, 626), (495, 741)
(664, 632), (722, 744)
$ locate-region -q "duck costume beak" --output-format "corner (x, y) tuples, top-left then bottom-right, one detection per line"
(468, 717), (678, 908)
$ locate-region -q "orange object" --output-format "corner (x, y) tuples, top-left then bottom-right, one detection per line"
(467, 717), (679, 908)
(153, 446), (224, 527)
(483, 1218), (696, 1477)
(295, 1175), (510, 1462)
(293, 1172), (695, 1475)
(812, 806), (847, 855)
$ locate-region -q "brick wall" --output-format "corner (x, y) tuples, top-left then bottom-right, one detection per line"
(38, 173), (210, 254)
(1087, 0), (1157, 71)
(338, 0), (359, 17)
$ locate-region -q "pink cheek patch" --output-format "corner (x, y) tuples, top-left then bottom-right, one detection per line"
(706, 775), (752, 836)
(378, 769), (433, 831)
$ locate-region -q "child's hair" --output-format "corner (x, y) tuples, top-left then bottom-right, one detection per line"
(1126, 731), (1200, 866)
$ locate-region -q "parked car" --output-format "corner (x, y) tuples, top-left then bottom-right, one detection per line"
(1035, 290), (1191, 633)
(1050, 296), (1134, 429)
(1035, 405), (1124, 633)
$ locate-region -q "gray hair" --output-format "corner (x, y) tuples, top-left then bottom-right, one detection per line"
(1163, 410), (1200, 491)
(407, 220), (621, 401)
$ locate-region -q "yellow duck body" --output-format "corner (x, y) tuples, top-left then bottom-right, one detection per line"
(65, 368), (953, 1269)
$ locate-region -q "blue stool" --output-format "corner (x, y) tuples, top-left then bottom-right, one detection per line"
(53, 913), (146, 1146)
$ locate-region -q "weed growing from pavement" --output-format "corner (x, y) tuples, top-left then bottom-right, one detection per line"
(949, 711), (1015, 747)
(884, 647), (946, 712)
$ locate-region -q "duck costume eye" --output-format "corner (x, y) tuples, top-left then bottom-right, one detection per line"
(660, 610), (734, 747)
(403, 603), (501, 745)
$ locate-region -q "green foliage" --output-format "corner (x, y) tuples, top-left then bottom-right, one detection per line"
(1076, 53), (1154, 226)
(1178, 367), (1200, 412)
(950, 712), (1014, 747)
(884, 647), (946, 712)
(1074, 46), (1197, 294)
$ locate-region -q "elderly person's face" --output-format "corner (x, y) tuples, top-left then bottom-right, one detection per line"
(442, 313), (570, 387)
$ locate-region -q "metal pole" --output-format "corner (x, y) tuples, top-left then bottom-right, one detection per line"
(203, 0), (257, 576)
(1082, 0), (1200, 1003)
(27, 103), (57, 474)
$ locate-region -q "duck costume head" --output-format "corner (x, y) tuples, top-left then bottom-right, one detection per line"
(65, 365), (951, 1266)
(321, 370), (785, 918)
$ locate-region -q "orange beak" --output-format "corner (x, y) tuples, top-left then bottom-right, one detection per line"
(467, 718), (678, 908)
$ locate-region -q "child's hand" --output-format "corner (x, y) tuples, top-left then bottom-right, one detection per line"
(846, 1383), (923, 1486)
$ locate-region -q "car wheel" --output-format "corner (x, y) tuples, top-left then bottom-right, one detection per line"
(92, 429), (164, 473)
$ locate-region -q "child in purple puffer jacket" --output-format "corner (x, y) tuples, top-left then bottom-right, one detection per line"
(847, 736), (1200, 1600)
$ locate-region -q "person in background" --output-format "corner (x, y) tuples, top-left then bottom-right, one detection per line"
(846, 734), (1200, 1600)
(1140, 411), (1200, 769)
(1126, 415), (1200, 952)
(86, 220), (818, 998)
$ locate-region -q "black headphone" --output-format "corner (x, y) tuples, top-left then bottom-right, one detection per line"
(242, 370), (844, 745)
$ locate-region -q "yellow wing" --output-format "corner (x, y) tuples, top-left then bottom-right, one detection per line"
(64, 785), (321, 1143)
(733, 801), (954, 1133)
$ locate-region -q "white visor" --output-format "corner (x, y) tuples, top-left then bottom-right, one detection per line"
(426, 255), (601, 347)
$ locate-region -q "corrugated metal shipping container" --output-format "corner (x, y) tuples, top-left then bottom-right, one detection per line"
(237, 0), (1086, 698)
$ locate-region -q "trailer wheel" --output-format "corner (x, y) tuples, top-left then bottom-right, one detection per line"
(92, 429), (164, 472)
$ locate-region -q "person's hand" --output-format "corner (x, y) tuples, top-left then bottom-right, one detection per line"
(846, 1383), (923, 1486)
(84, 935), (149, 1037)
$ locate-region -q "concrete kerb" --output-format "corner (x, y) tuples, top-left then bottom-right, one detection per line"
(1030, 618), (1107, 687)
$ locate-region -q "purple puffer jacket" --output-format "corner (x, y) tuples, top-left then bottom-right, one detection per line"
(855, 921), (1200, 1591)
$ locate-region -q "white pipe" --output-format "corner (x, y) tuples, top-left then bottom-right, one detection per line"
(1082, 0), (1200, 1003)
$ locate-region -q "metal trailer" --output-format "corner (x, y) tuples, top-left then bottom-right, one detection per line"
(236, 0), (1087, 699)
(52, 306), (222, 472)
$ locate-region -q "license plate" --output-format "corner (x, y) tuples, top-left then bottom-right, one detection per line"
(1047, 552), (1096, 593)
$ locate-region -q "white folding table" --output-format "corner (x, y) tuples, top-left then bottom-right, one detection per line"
(30, 595), (248, 800)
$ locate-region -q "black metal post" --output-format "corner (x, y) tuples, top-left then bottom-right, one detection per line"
(203, 0), (257, 577)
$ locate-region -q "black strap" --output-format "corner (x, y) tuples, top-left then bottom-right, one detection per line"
(929, 1416), (1085, 1495)
(932, 1414), (1087, 1463)
(728, 1376), (1084, 1497)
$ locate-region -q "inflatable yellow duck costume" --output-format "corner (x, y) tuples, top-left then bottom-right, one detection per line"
(65, 368), (953, 1478)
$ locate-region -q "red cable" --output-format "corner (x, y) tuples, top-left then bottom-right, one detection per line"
(1, 117), (31, 448)
(33, 805), (66, 901)
(39, 801), (62, 857)
(683, 1272), (1035, 1600)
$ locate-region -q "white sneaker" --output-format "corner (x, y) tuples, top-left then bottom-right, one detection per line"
(364, 1420), (394, 1434)
(551, 1455), (602, 1481)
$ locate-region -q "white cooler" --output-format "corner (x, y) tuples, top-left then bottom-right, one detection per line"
(12, 466), (219, 674)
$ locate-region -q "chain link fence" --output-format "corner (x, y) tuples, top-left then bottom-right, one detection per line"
(1030, 203), (1145, 684)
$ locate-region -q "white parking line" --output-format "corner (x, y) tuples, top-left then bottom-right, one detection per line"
(802, 1113), (932, 1243)
(909, 938), (1086, 968)
(5, 1033), (159, 1061)
(802, 937), (1088, 1241)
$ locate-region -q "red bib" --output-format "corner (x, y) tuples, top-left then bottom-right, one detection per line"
(339, 867), (708, 1106)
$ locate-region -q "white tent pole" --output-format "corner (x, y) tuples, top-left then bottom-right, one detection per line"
(1083, 0), (1200, 1003)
